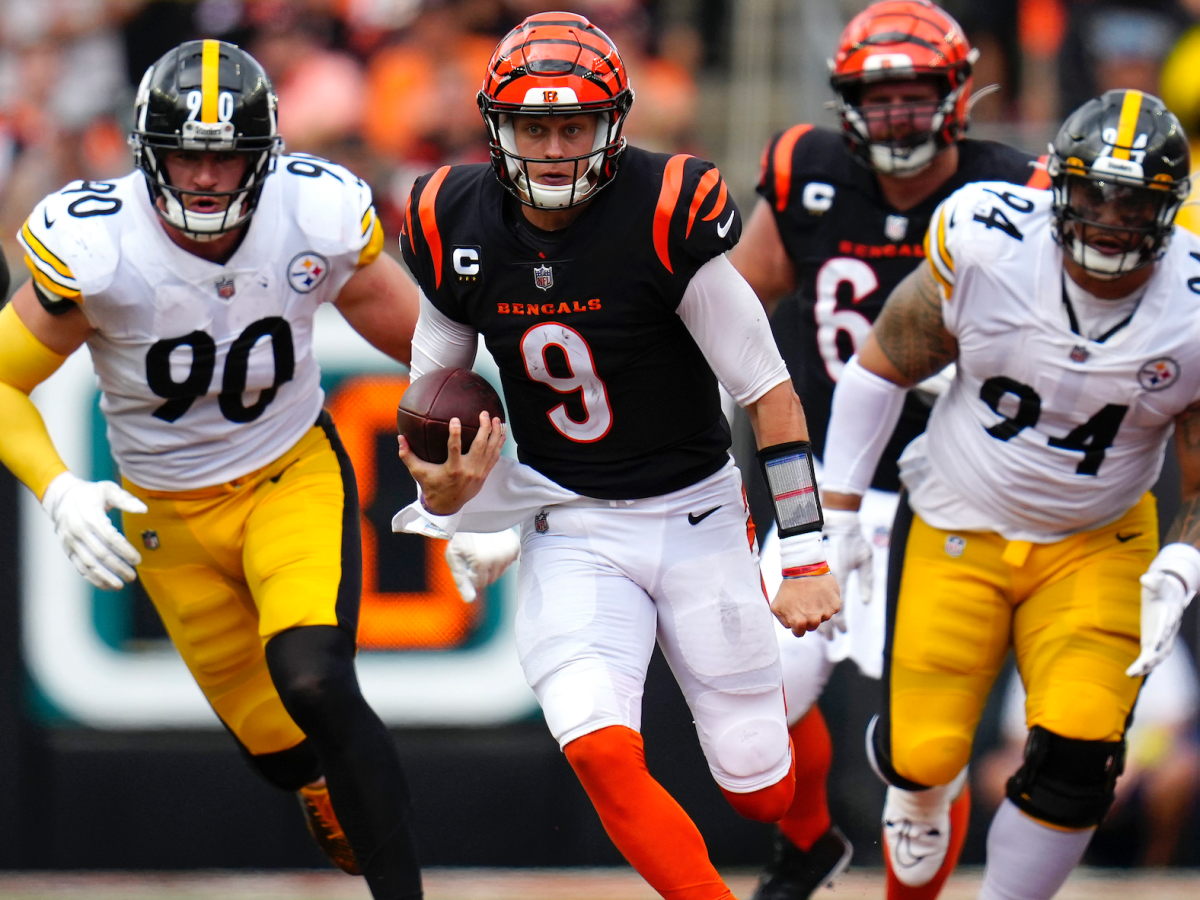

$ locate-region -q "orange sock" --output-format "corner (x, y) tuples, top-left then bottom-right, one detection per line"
(777, 706), (833, 851)
(720, 740), (795, 823)
(564, 725), (735, 900)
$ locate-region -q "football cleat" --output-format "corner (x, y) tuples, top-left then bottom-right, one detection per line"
(883, 770), (970, 899)
(298, 782), (361, 876)
(750, 826), (853, 900)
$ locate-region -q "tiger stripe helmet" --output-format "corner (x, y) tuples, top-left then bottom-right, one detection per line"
(831, 0), (977, 175)
(478, 11), (634, 209)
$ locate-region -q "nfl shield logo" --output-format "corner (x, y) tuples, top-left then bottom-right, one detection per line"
(1070, 345), (1089, 363)
(534, 264), (553, 291)
(534, 510), (549, 533)
(884, 214), (908, 242)
(216, 277), (236, 299)
(142, 530), (160, 551)
(944, 535), (966, 558)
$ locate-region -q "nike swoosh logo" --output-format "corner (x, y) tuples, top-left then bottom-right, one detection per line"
(716, 210), (735, 238)
(1116, 532), (1143, 543)
(688, 506), (722, 525)
(44, 208), (55, 229)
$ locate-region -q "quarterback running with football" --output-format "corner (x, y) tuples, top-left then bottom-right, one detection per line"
(728, 4), (1048, 897)
(394, 13), (840, 900)
(0, 42), (423, 899)
(822, 89), (1198, 900)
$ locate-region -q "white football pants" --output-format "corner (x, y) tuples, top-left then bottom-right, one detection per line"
(515, 460), (792, 793)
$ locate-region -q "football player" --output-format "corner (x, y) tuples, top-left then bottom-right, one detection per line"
(393, 13), (840, 900)
(822, 90), (1196, 900)
(727, 3), (1049, 897)
(0, 42), (423, 900)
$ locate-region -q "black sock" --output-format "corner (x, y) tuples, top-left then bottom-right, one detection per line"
(267, 625), (423, 900)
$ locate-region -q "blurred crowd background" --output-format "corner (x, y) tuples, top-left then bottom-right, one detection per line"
(2, 0), (1200, 871)
(6, 0), (1200, 269)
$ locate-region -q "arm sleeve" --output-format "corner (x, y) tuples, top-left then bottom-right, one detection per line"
(676, 254), (791, 406)
(820, 356), (907, 496)
(409, 289), (479, 381)
(0, 302), (70, 497)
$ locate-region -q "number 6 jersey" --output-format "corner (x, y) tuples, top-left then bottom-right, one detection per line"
(17, 156), (383, 490)
(903, 180), (1200, 541)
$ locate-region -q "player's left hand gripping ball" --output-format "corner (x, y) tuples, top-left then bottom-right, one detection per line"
(40, 472), (148, 590)
(445, 530), (522, 603)
(1127, 542), (1200, 677)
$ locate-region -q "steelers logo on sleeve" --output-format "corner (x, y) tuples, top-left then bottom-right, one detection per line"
(288, 252), (330, 293)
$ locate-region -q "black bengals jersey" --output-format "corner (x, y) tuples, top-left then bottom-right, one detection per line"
(401, 147), (742, 500)
(758, 126), (1047, 491)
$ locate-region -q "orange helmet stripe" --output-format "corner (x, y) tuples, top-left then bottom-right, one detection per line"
(686, 167), (722, 238)
(418, 166), (451, 289)
(654, 154), (693, 273)
(702, 179), (728, 223)
(774, 124), (813, 213)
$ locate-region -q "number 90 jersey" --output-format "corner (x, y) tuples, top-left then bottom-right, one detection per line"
(758, 126), (1042, 491)
(908, 180), (1200, 541)
(401, 149), (741, 500)
(17, 156), (384, 490)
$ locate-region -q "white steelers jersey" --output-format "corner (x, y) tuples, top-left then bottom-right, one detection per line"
(902, 180), (1200, 541)
(17, 155), (383, 490)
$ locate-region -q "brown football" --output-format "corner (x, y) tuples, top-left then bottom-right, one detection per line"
(397, 367), (506, 464)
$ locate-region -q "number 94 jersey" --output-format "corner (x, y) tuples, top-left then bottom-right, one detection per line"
(909, 180), (1200, 541)
(17, 156), (384, 491)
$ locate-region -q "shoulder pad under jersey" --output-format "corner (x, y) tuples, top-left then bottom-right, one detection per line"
(279, 154), (382, 266)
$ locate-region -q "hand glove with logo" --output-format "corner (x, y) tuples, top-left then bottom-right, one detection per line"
(40, 471), (148, 591)
(445, 529), (521, 603)
(1126, 542), (1200, 677)
(823, 507), (873, 607)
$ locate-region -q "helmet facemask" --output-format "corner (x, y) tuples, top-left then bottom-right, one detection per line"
(1051, 165), (1187, 279)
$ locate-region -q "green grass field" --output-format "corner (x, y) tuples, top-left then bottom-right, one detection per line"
(0, 868), (1197, 900)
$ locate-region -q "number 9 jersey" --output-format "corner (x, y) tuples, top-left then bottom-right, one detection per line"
(16, 155), (384, 490)
(906, 179), (1200, 540)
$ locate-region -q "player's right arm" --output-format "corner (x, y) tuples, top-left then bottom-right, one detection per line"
(0, 260), (146, 590)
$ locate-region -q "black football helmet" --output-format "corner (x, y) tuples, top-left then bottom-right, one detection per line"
(1047, 89), (1190, 278)
(130, 40), (282, 240)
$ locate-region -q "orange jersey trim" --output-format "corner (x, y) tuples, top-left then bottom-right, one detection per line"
(773, 124), (813, 213)
(1026, 155), (1052, 190)
(703, 179), (728, 223)
(686, 167), (721, 238)
(418, 166), (451, 289)
(654, 154), (692, 273)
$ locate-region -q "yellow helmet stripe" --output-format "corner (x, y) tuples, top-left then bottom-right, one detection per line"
(1112, 90), (1144, 161)
(201, 39), (220, 123)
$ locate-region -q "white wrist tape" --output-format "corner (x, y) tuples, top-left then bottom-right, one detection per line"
(780, 532), (829, 578)
(822, 356), (907, 496)
(1149, 542), (1200, 602)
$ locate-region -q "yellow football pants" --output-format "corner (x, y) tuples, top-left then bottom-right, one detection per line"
(121, 412), (360, 756)
(882, 493), (1155, 788)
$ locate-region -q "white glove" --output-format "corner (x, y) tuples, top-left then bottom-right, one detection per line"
(823, 507), (873, 607)
(41, 471), (148, 591)
(1126, 543), (1200, 678)
(445, 529), (521, 603)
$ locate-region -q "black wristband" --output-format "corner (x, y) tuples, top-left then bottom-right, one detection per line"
(757, 440), (823, 538)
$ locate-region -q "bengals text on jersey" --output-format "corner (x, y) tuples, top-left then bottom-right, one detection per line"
(400, 146), (741, 500)
(757, 125), (1049, 491)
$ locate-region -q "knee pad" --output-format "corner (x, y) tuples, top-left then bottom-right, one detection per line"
(1005, 725), (1125, 829)
(866, 715), (933, 791)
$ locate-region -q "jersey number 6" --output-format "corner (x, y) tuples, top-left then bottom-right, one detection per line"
(145, 317), (295, 424)
(521, 323), (613, 442)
